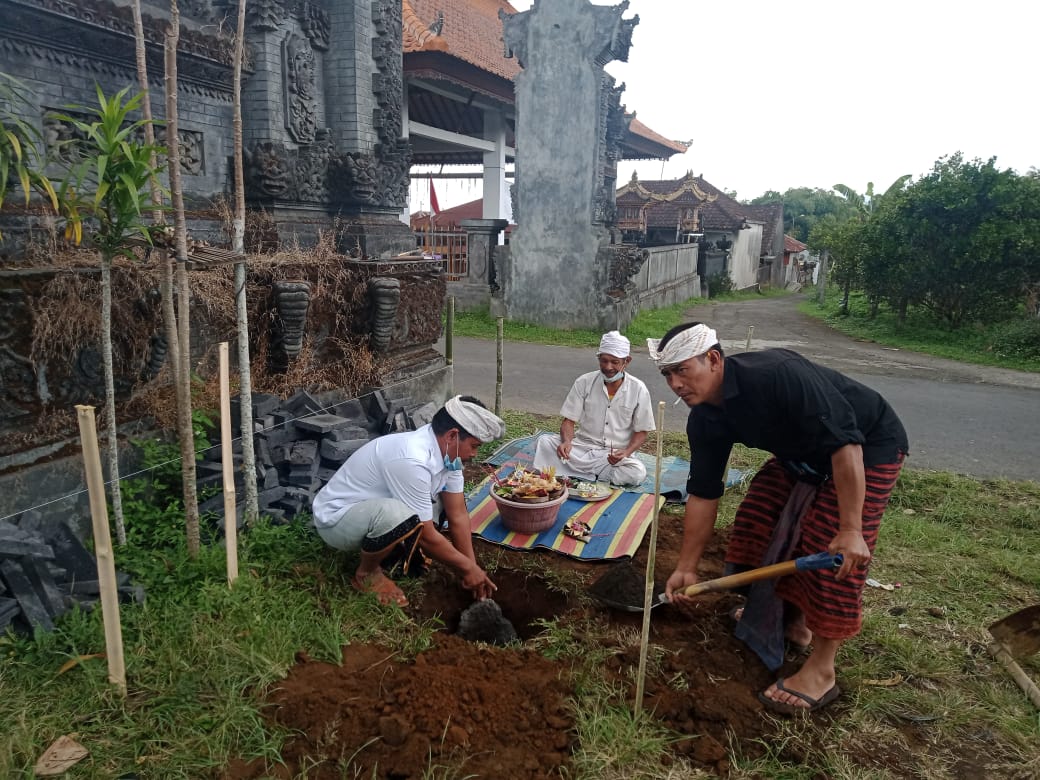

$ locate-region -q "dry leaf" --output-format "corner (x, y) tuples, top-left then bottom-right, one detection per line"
(34, 735), (88, 776)
(56, 654), (106, 676)
(863, 674), (905, 687)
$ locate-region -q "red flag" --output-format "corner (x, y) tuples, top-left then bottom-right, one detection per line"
(429, 176), (441, 216)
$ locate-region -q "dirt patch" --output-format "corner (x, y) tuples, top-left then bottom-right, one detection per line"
(224, 514), (855, 779)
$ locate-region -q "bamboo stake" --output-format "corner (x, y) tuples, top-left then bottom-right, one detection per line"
(219, 343), (239, 585)
(445, 296), (455, 396)
(635, 400), (666, 716)
(745, 325), (755, 352)
(495, 317), (504, 416)
(75, 405), (126, 695)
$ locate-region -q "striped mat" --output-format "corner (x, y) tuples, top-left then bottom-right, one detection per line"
(467, 473), (665, 560)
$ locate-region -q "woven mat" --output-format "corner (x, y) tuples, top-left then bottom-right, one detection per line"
(467, 470), (664, 560)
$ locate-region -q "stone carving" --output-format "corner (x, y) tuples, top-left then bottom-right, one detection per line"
(245, 140), (293, 198)
(272, 280), (311, 364)
(591, 1), (638, 64)
(607, 245), (649, 291)
(24, 0), (236, 66)
(380, 139), (411, 209)
(284, 33), (318, 144)
(332, 151), (379, 206)
(297, 1), (330, 51)
(248, 0), (286, 31)
(154, 127), (205, 176)
(142, 333), (168, 380)
(367, 277), (401, 354)
(295, 129), (333, 203)
(499, 8), (530, 67)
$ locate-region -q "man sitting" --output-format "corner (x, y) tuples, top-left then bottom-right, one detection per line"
(534, 330), (656, 487)
(312, 395), (504, 607)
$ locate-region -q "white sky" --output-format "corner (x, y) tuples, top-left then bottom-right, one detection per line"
(412, 0), (1037, 211)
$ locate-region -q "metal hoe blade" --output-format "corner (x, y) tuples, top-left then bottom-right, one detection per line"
(989, 604), (1040, 659)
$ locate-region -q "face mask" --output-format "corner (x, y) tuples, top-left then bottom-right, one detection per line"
(601, 370), (625, 383)
(443, 434), (463, 471)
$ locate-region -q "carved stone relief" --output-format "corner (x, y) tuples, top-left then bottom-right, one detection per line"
(248, 0), (286, 31)
(245, 140), (293, 198)
(284, 32), (318, 144)
(367, 277), (400, 354)
(295, 129), (333, 203)
(297, 1), (330, 51)
(272, 280), (311, 364)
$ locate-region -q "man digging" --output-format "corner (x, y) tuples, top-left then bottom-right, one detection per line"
(312, 395), (504, 607)
(652, 322), (908, 715)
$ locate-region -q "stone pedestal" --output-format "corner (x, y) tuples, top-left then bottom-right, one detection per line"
(449, 219), (509, 310)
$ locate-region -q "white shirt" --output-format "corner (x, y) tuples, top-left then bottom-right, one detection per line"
(560, 371), (657, 450)
(311, 424), (463, 528)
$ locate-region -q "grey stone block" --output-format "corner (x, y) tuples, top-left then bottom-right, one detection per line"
(284, 390), (323, 417)
(48, 525), (97, 582)
(326, 425), (370, 442)
(0, 523), (55, 560)
(408, 402), (438, 430)
(320, 437), (368, 463)
(288, 440), (318, 465)
(24, 558), (66, 619)
(294, 414), (354, 435)
(0, 559), (54, 631)
(259, 426), (292, 448)
(331, 398), (366, 422)
(0, 597), (19, 631)
(263, 467), (281, 490)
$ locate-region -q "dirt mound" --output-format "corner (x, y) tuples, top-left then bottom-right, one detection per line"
(224, 519), (812, 779)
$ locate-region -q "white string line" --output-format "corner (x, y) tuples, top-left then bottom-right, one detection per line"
(0, 365), (452, 523)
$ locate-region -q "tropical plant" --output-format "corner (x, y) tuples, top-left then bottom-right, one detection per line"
(50, 84), (167, 545)
(0, 73), (59, 240)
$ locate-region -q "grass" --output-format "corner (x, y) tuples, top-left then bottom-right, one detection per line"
(2, 410), (1038, 778)
(799, 289), (1040, 374)
(449, 287), (788, 348)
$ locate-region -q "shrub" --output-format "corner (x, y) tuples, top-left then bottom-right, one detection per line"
(989, 318), (1040, 361)
(706, 271), (734, 298)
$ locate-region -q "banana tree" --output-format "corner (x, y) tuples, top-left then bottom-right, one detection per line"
(831, 176), (911, 313)
(51, 85), (166, 545)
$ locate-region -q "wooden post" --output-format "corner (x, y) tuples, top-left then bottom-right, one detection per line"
(495, 317), (504, 416)
(816, 249), (829, 305)
(745, 325), (754, 352)
(75, 405), (126, 695)
(219, 343), (239, 585)
(635, 401), (666, 716)
(445, 296), (455, 397)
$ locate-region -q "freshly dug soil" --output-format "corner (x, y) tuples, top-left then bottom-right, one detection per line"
(224, 498), (933, 779)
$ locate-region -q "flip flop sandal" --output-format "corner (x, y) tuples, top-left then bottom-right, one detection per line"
(351, 574), (408, 608)
(758, 678), (840, 716)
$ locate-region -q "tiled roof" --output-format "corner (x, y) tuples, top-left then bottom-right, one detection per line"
(616, 173), (756, 232)
(626, 118), (689, 156)
(410, 198), (515, 231)
(784, 234), (807, 253)
(404, 0), (522, 82)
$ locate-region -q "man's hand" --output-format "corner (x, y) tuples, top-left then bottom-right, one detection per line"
(829, 529), (871, 580)
(664, 569), (701, 614)
(462, 565), (498, 601)
(606, 448), (624, 465)
(556, 440), (573, 460)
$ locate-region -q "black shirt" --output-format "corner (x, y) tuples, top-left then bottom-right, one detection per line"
(686, 349), (909, 500)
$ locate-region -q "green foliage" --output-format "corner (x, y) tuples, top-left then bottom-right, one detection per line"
(989, 317), (1040, 361)
(49, 84), (166, 253)
(858, 154), (1040, 327)
(705, 270), (734, 298)
(749, 186), (858, 242)
(0, 72), (59, 238)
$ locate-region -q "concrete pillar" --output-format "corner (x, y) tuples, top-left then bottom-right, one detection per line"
(482, 111), (510, 229)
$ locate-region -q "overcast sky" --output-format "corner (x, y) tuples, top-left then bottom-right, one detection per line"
(413, 0), (1037, 211)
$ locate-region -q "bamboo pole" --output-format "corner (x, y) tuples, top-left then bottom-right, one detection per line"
(495, 317), (504, 416)
(445, 296), (455, 396)
(635, 401), (666, 716)
(219, 343), (239, 585)
(75, 405), (126, 695)
(745, 325), (755, 352)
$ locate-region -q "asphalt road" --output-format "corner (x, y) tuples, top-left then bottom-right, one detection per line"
(444, 295), (1040, 482)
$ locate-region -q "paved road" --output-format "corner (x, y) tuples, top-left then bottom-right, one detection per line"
(444, 295), (1040, 482)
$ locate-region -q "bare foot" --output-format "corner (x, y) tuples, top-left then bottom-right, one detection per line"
(351, 571), (408, 607)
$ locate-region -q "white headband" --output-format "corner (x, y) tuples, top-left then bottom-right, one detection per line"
(444, 396), (506, 443)
(598, 330), (630, 358)
(646, 325), (718, 366)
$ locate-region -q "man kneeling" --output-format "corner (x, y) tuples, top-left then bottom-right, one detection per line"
(312, 395), (504, 607)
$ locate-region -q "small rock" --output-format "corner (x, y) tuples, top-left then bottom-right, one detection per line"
(927, 606), (947, 618)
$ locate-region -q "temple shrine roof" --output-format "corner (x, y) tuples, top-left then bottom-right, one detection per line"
(404, 0), (522, 82)
(617, 172), (751, 232)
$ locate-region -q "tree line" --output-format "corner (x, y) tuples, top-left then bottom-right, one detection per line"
(750, 154), (1040, 330)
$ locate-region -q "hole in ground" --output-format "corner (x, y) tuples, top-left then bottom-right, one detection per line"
(412, 568), (571, 641)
